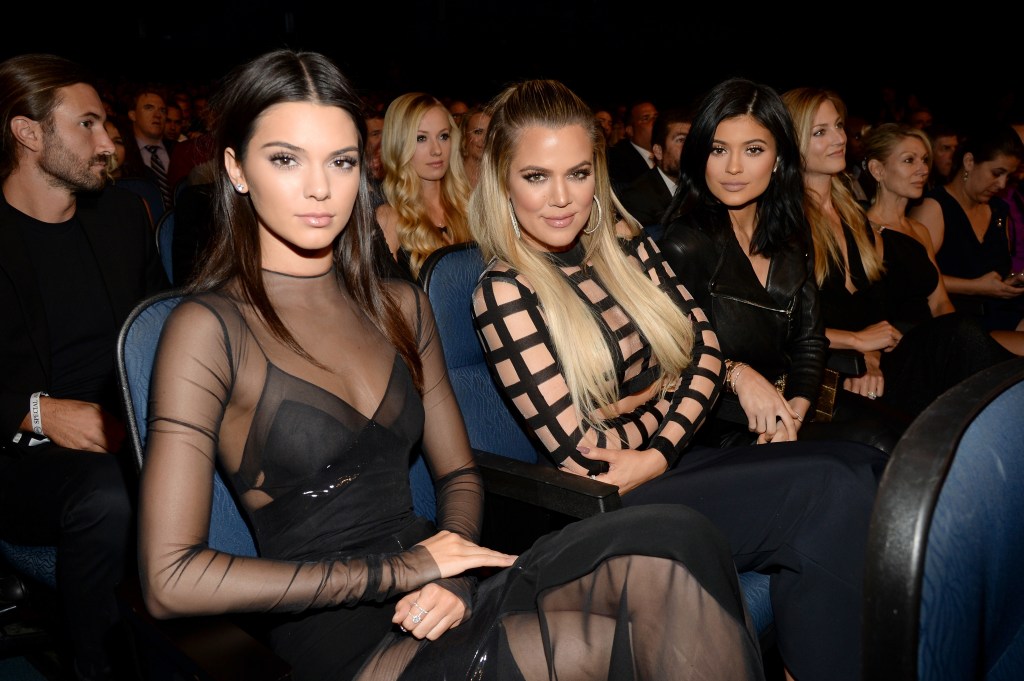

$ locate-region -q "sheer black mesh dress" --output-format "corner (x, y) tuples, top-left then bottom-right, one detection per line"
(139, 267), (763, 681)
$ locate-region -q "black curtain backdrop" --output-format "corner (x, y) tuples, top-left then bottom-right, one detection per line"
(5, 2), (1022, 129)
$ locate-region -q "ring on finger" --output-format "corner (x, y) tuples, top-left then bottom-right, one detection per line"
(867, 391), (878, 400)
(410, 602), (430, 624)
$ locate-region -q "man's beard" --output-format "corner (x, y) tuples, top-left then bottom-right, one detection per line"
(40, 129), (109, 193)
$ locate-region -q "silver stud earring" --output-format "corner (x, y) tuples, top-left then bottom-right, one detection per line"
(507, 198), (521, 240)
(962, 170), (969, 183)
(236, 183), (245, 192)
(583, 195), (603, 235)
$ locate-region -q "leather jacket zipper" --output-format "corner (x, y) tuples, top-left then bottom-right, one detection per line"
(712, 293), (794, 317)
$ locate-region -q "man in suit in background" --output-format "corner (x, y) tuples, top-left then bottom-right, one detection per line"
(0, 54), (168, 680)
(120, 84), (173, 210)
(607, 100), (659, 193)
(619, 108), (691, 231)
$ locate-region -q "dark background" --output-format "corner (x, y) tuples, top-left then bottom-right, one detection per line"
(5, 2), (1021, 127)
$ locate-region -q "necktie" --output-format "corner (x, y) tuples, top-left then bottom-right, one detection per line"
(145, 144), (172, 208)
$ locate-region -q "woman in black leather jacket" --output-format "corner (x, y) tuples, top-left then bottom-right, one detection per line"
(659, 78), (900, 454)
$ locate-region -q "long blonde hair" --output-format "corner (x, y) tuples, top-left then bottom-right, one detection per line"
(471, 79), (694, 427)
(782, 87), (884, 285)
(381, 92), (472, 278)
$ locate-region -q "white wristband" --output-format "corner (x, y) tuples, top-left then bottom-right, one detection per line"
(30, 391), (48, 436)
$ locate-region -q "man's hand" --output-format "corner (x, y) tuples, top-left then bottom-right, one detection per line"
(36, 397), (126, 453)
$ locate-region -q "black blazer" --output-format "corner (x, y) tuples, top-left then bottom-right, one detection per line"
(619, 167), (673, 228)
(0, 187), (170, 435)
(121, 136), (169, 190)
(606, 141), (652, 193)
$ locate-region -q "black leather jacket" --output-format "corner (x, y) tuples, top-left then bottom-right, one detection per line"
(659, 216), (826, 405)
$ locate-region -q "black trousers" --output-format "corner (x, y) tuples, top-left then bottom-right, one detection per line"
(624, 440), (886, 681)
(0, 438), (133, 681)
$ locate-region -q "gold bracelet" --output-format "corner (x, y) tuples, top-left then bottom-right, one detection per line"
(723, 360), (735, 392)
(730, 363), (748, 392)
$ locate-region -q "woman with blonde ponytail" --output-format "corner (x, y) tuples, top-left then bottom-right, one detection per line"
(472, 78), (887, 681)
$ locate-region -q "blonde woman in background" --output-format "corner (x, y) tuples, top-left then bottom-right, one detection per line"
(377, 92), (472, 280)
(783, 89), (1014, 419)
(460, 104), (491, 189)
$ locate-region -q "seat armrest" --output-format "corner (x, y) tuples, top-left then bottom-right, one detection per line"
(116, 579), (291, 681)
(473, 450), (622, 519)
(827, 349), (866, 376)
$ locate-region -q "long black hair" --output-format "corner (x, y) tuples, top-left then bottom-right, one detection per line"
(664, 77), (809, 256)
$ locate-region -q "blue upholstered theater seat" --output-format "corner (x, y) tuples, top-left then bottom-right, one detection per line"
(864, 356), (1024, 680)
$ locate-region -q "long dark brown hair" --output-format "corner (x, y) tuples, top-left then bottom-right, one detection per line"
(188, 49), (423, 388)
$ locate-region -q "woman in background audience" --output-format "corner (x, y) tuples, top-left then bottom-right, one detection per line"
(909, 123), (1024, 332)
(459, 104), (490, 189)
(789, 104), (1014, 417)
(377, 92), (472, 280)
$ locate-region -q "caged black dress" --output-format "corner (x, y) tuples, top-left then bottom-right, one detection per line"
(472, 235), (887, 681)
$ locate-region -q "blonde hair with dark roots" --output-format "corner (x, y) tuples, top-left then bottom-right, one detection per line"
(470, 79), (694, 428)
(863, 123), (933, 192)
(381, 92), (472, 278)
(782, 87), (885, 285)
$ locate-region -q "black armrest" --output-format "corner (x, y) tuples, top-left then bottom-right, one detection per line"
(117, 579), (291, 681)
(827, 349), (866, 377)
(473, 450), (622, 519)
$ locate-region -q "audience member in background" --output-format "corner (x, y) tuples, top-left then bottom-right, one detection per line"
(191, 94), (211, 135)
(606, 99), (658, 192)
(1000, 122), (1024, 273)
(447, 98), (469, 127)
(471, 77), (886, 681)
(164, 102), (187, 144)
(609, 114), (626, 147)
(906, 105), (934, 130)
(618, 107), (691, 230)
(167, 101), (217, 189)
(459, 104), (490, 189)
(925, 122), (959, 191)
(172, 90), (193, 135)
(377, 92), (472, 281)
(660, 81), (901, 454)
(909, 123), (1024, 332)
(120, 84), (173, 208)
(594, 108), (613, 146)
(138, 49), (764, 681)
(802, 113), (1016, 416)
(783, 87), (900, 406)
(366, 108), (385, 188)
(0, 53), (169, 681)
(844, 112), (873, 201)
(103, 115), (128, 180)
